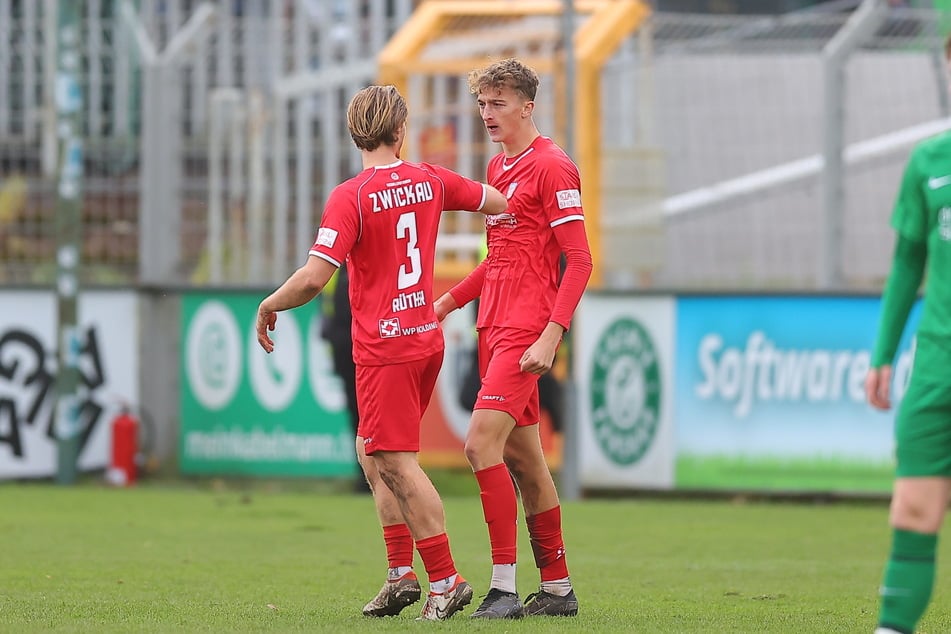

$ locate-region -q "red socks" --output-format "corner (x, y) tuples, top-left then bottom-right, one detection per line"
(382, 523), (414, 569)
(474, 463), (518, 564)
(527, 506), (569, 581)
(416, 533), (457, 582)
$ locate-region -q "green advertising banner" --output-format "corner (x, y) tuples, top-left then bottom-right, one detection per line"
(180, 293), (355, 477)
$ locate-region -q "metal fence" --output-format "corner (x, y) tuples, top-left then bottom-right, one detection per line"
(1, 1), (949, 290)
(0, 0), (412, 285)
(605, 4), (951, 290)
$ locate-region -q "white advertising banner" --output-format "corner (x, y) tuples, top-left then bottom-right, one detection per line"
(0, 290), (138, 478)
(574, 293), (676, 489)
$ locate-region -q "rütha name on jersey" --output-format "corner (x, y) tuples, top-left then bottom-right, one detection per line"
(368, 180), (434, 212)
(391, 289), (426, 313)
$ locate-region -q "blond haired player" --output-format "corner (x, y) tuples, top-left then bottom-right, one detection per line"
(256, 85), (507, 620)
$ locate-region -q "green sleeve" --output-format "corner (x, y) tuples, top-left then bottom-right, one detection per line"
(891, 148), (928, 241)
(871, 235), (926, 367)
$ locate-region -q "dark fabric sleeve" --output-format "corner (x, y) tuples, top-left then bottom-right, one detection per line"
(871, 234), (927, 367)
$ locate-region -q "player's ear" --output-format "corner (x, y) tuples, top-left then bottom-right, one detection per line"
(395, 121), (406, 157)
(522, 100), (534, 118)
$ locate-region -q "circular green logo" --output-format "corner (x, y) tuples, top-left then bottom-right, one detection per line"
(590, 317), (661, 466)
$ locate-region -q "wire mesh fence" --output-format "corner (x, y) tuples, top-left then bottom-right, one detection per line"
(623, 6), (951, 289)
(0, 0), (411, 286)
(1, 2), (949, 290)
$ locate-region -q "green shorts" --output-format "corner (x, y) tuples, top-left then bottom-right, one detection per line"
(895, 376), (951, 477)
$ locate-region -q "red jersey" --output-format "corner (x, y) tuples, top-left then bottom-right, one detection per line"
(310, 160), (487, 365)
(479, 136), (585, 333)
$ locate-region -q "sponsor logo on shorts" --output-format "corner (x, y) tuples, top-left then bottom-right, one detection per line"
(480, 394), (506, 402)
(556, 188), (581, 209)
(590, 317), (661, 466)
(379, 318), (401, 338)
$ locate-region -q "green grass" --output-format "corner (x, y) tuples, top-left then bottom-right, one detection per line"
(2, 477), (951, 633)
(676, 454), (895, 493)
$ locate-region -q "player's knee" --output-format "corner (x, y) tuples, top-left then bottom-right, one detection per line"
(890, 493), (944, 532)
(502, 447), (529, 479)
(463, 437), (484, 467)
(360, 457), (382, 488)
(371, 454), (405, 493)
(464, 420), (507, 467)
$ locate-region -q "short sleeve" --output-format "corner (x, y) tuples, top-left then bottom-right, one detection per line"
(428, 163), (487, 212)
(891, 148), (928, 242)
(308, 185), (360, 267)
(540, 157), (584, 227)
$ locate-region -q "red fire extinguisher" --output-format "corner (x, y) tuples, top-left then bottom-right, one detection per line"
(108, 408), (139, 486)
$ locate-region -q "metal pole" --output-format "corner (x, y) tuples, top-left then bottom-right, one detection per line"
(560, 0), (581, 501)
(41, 0), (58, 176)
(820, 0), (886, 289)
(272, 98), (289, 281)
(54, 0), (84, 485)
(208, 91), (226, 284)
(121, 1), (215, 284)
(248, 91), (267, 284)
(561, 0), (576, 159)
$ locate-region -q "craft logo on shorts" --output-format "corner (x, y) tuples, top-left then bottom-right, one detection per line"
(379, 318), (401, 338)
(590, 316), (661, 466)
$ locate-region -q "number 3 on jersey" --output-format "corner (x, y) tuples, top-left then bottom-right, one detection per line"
(396, 211), (421, 290)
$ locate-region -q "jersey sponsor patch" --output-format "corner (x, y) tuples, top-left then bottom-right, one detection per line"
(556, 189), (582, 209)
(486, 212), (517, 227)
(379, 318), (401, 338)
(315, 227), (338, 248)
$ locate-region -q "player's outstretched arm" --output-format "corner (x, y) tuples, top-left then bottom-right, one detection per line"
(437, 260), (488, 321)
(256, 255), (338, 352)
(481, 185), (508, 215)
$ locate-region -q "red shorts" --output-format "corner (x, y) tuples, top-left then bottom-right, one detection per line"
(356, 350), (443, 455)
(475, 327), (541, 427)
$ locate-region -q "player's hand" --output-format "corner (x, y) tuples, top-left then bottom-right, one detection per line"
(520, 337), (557, 375)
(434, 293), (457, 322)
(865, 365), (892, 411)
(256, 304), (277, 353)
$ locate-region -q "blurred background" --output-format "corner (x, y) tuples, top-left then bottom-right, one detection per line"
(0, 0), (946, 496)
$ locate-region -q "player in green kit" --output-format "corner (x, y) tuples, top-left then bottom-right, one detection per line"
(866, 71), (951, 632)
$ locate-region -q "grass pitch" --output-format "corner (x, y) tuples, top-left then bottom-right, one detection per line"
(2, 477), (951, 633)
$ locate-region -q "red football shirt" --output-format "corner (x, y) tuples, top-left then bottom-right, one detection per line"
(309, 160), (487, 365)
(478, 136), (585, 333)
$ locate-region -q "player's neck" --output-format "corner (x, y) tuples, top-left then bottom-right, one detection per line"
(501, 128), (541, 158)
(361, 146), (401, 169)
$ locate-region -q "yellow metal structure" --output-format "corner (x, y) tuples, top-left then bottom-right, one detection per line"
(379, 0), (650, 286)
